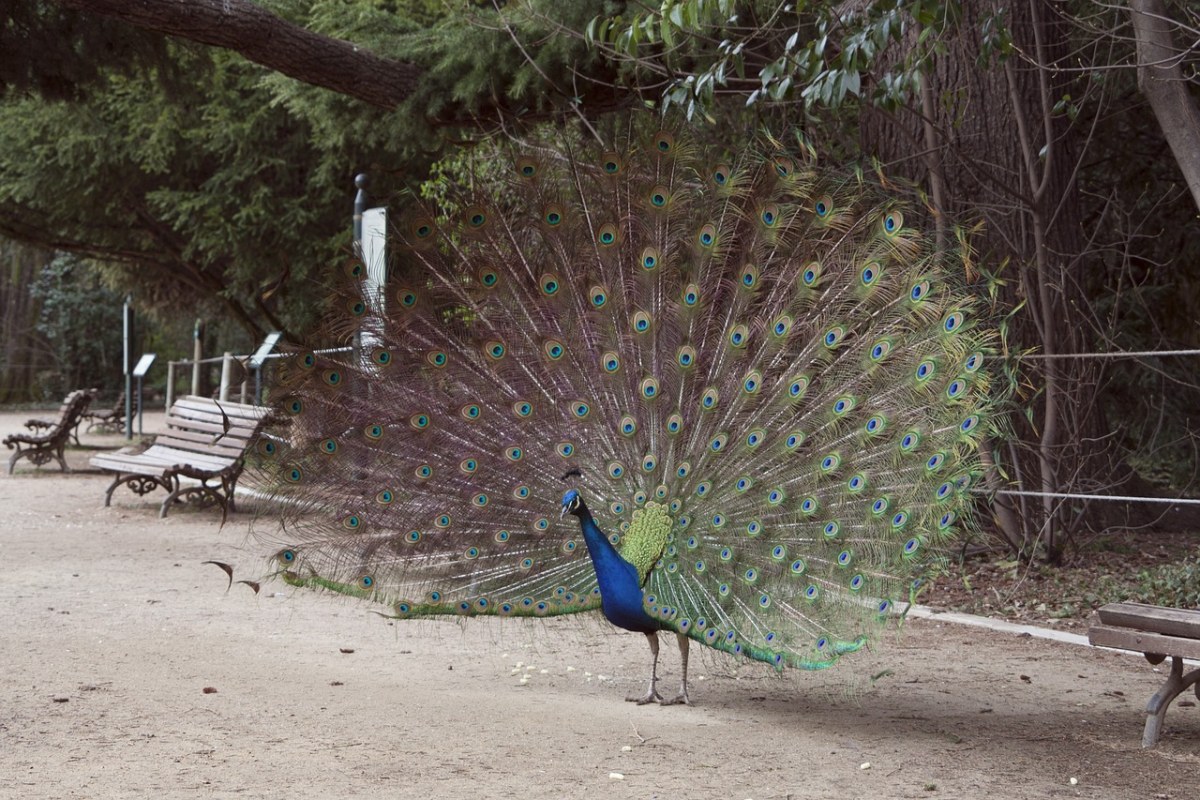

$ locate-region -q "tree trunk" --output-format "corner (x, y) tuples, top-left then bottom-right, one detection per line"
(0, 241), (54, 403)
(1128, 0), (1200, 213)
(57, 0), (424, 109)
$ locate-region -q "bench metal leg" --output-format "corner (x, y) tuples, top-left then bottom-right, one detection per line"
(6, 444), (67, 474)
(1142, 655), (1200, 748)
(104, 473), (171, 507)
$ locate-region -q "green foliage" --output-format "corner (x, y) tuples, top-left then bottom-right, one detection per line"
(0, 1), (623, 346)
(27, 254), (124, 399)
(1, 2), (168, 99)
(1132, 552), (1200, 609)
(584, 0), (961, 118)
(0, 43), (372, 341)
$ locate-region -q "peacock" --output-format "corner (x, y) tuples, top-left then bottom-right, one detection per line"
(251, 117), (999, 704)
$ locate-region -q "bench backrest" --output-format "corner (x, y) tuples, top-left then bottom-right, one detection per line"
(153, 395), (268, 461)
(49, 390), (92, 433)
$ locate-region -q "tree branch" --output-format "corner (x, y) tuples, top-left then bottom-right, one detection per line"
(1129, 0), (1200, 213)
(56, 0), (425, 110)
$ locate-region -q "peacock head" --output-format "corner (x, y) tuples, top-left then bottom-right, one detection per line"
(561, 488), (587, 519)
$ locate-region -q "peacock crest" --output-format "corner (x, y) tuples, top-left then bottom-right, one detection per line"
(251, 116), (999, 700)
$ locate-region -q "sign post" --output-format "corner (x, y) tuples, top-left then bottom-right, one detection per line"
(132, 353), (156, 436)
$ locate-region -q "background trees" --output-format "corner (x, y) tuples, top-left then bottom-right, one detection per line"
(2, 0), (1197, 559)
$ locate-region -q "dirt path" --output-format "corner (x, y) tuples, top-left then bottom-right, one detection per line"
(1, 410), (1197, 799)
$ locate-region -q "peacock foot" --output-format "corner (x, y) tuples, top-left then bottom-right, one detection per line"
(626, 689), (663, 705)
(660, 690), (691, 706)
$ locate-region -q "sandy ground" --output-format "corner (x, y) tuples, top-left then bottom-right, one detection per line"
(2, 408), (1198, 799)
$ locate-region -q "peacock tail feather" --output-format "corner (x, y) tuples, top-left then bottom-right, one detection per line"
(251, 117), (1000, 673)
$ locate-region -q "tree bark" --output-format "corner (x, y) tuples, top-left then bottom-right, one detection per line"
(56, 0), (424, 110)
(1129, 0), (1200, 213)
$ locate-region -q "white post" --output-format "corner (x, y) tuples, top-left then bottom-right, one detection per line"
(191, 320), (204, 397)
(219, 352), (233, 402)
(165, 361), (176, 411)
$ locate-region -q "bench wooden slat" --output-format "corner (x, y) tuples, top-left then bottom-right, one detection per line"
(152, 434), (251, 457)
(1088, 624), (1200, 660)
(91, 452), (235, 474)
(171, 396), (265, 421)
(1097, 602), (1200, 640)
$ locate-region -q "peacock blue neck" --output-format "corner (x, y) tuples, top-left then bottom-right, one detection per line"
(574, 505), (661, 634)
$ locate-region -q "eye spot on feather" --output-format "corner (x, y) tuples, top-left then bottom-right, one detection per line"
(741, 265), (759, 288)
(802, 262), (821, 286)
(860, 263), (879, 286)
(597, 223), (619, 246)
(883, 211), (903, 235)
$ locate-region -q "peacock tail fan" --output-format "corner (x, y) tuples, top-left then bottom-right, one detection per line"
(248, 115), (1001, 674)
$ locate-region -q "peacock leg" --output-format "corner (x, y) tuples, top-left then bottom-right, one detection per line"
(661, 633), (692, 706)
(627, 632), (663, 705)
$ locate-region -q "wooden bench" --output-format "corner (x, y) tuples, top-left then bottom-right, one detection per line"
(4, 389), (93, 474)
(82, 390), (136, 435)
(1088, 602), (1200, 748)
(89, 395), (268, 518)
